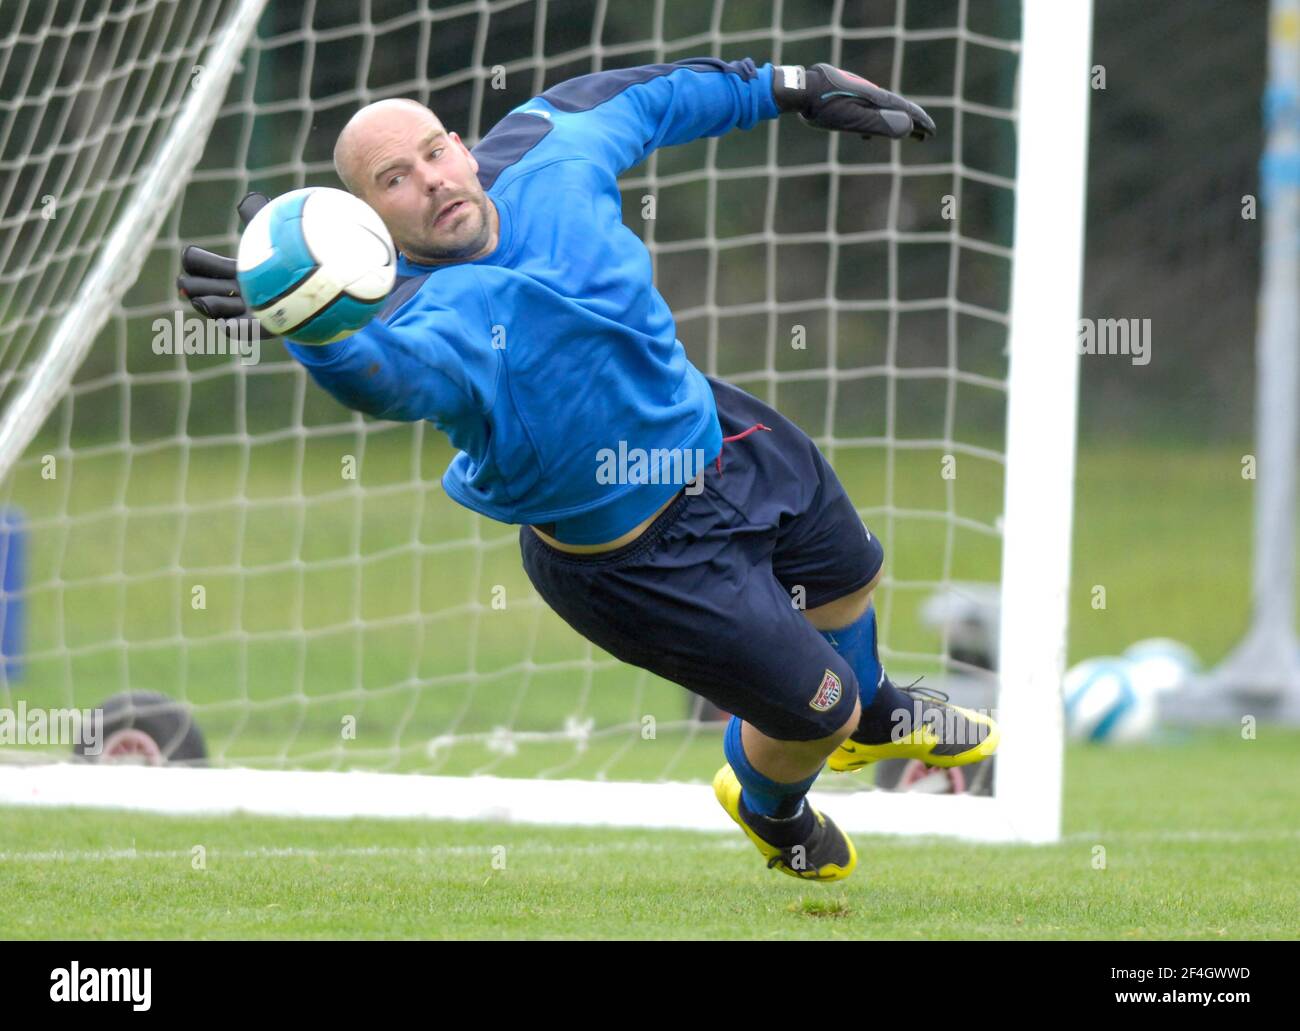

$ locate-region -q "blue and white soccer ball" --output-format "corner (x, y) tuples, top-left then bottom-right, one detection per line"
(1122, 637), (1200, 697)
(237, 187), (396, 345)
(1062, 657), (1157, 743)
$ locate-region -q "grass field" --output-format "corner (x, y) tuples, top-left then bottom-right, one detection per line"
(0, 435), (1295, 938)
(1, 728), (1296, 939)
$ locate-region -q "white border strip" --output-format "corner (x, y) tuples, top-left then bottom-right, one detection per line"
(0, 764), (1031, 843)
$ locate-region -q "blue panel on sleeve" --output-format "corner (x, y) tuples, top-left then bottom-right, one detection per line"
(539, 57), (763, 113)
(472, 110), (556, 190)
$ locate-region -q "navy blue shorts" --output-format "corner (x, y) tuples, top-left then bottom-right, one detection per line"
(519, 377), (884, 741)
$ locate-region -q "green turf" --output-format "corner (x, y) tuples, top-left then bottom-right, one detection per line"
(0, 437), (1293, 936)
(1, 727), (1295, 939)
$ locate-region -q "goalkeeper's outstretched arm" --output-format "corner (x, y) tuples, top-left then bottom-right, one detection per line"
(527, 57), (935, 178)
(178, 194), (490, 439)
(284, 286), (490, 429)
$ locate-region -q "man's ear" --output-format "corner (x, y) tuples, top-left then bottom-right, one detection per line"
(451, 131), (478, 174)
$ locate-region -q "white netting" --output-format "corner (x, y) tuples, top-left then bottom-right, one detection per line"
(0, 0), (1020, 784)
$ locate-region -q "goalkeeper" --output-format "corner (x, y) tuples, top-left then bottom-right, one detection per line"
(179, 58), (998, 882)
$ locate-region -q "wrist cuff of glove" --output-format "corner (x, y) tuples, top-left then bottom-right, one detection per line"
(772, 64), (811, 112)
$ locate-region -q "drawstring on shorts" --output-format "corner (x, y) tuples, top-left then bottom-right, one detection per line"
(715, 422), (771, 475)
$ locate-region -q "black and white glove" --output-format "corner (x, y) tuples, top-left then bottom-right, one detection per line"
(773, 63), (935, 142)
(176, 192), (271, 332)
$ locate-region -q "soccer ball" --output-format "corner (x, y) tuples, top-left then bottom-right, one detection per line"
(1122, 637), (1200, 696)
(1062, 657), (1157, 743)
(236, 187), (396, 345)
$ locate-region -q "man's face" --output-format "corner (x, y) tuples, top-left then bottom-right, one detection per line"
(353, 108), (494, 264)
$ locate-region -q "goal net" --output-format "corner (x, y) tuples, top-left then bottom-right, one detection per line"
(0, 0), (1088, 842)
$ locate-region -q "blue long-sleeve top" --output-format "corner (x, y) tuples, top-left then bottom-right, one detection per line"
(286, 57), (782, 543)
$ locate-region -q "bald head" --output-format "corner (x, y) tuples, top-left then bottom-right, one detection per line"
(332, 97), (496, 264)
(334, 98), (444, 197)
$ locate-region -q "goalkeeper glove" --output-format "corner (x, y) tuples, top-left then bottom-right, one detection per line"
(176, 191), (271, 331)
(772, 63), (936, 142)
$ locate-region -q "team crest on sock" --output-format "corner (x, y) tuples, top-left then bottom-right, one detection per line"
(809, 669), (843, 711)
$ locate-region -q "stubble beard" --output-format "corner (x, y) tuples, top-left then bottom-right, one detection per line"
(404, 193), (492, 263)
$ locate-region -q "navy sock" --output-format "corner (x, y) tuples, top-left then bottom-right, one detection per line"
(737, 792), (814, 848)
(852, 674), (914, 744)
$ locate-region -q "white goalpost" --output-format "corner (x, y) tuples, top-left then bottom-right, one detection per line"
(0, 0), (1090, 844)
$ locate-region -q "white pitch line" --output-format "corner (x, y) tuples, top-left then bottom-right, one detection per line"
(2, 828), (1296, 863)
(0, 840), (749, 863)
(1060, 829), (1300, 844)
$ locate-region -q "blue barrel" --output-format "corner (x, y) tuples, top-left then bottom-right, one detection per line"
(0, 507), (25, 682)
